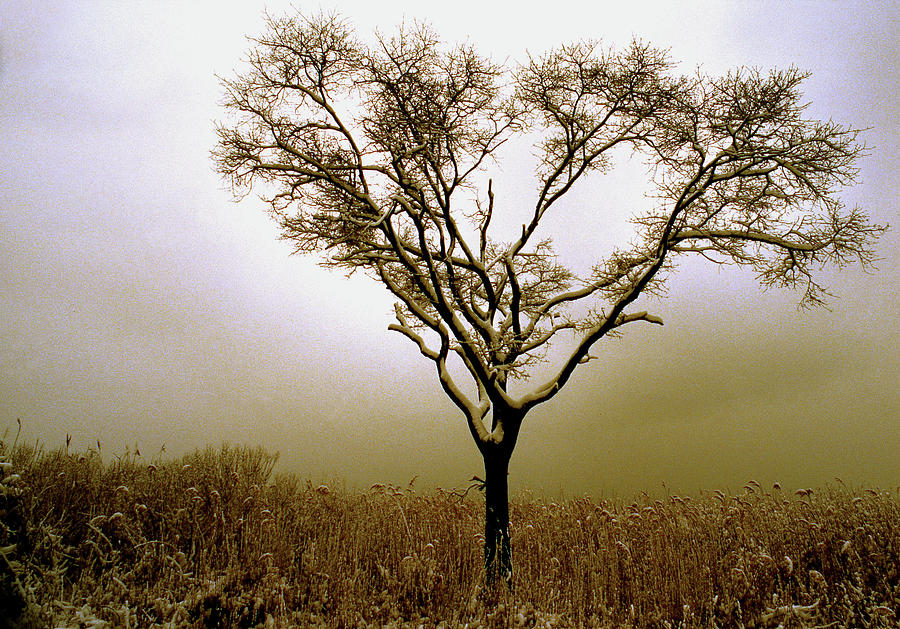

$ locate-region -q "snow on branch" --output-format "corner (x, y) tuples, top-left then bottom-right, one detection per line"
(215, 9), (884, 428)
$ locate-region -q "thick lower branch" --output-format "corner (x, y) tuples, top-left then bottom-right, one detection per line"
(387, 309), (492, 448)
(518, 253), (667, 412)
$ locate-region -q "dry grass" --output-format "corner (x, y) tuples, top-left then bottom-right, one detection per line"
(1, 438), (898, 628)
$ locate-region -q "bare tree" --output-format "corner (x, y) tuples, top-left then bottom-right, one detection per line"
(213, 11), (885, 583)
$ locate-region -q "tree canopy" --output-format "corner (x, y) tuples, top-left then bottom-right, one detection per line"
(215, 13), (882, 437)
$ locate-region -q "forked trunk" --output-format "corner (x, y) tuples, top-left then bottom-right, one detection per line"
(483, 451), (512, 586)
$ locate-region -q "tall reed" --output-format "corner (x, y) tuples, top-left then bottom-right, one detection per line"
(2, 438), (897, 628)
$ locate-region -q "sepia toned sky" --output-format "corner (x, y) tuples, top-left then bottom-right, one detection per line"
(1, 1), (897, 498)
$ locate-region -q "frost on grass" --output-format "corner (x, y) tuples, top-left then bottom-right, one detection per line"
(2, 439), (899, 628)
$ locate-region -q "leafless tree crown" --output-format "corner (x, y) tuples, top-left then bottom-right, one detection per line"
(214, 12), (884, 448)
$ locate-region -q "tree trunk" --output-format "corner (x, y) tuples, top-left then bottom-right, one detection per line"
(483, 450), (512, 586)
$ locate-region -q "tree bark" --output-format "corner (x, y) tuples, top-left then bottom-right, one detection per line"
(483, 449), (512, 586)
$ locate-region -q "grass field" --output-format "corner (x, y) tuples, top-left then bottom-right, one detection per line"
(1, 438), (898, 628)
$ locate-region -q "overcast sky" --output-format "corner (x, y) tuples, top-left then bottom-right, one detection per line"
(1, 1), (897, 498)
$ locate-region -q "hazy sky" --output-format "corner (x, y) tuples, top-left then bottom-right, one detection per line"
(1, 1), (897, 498)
